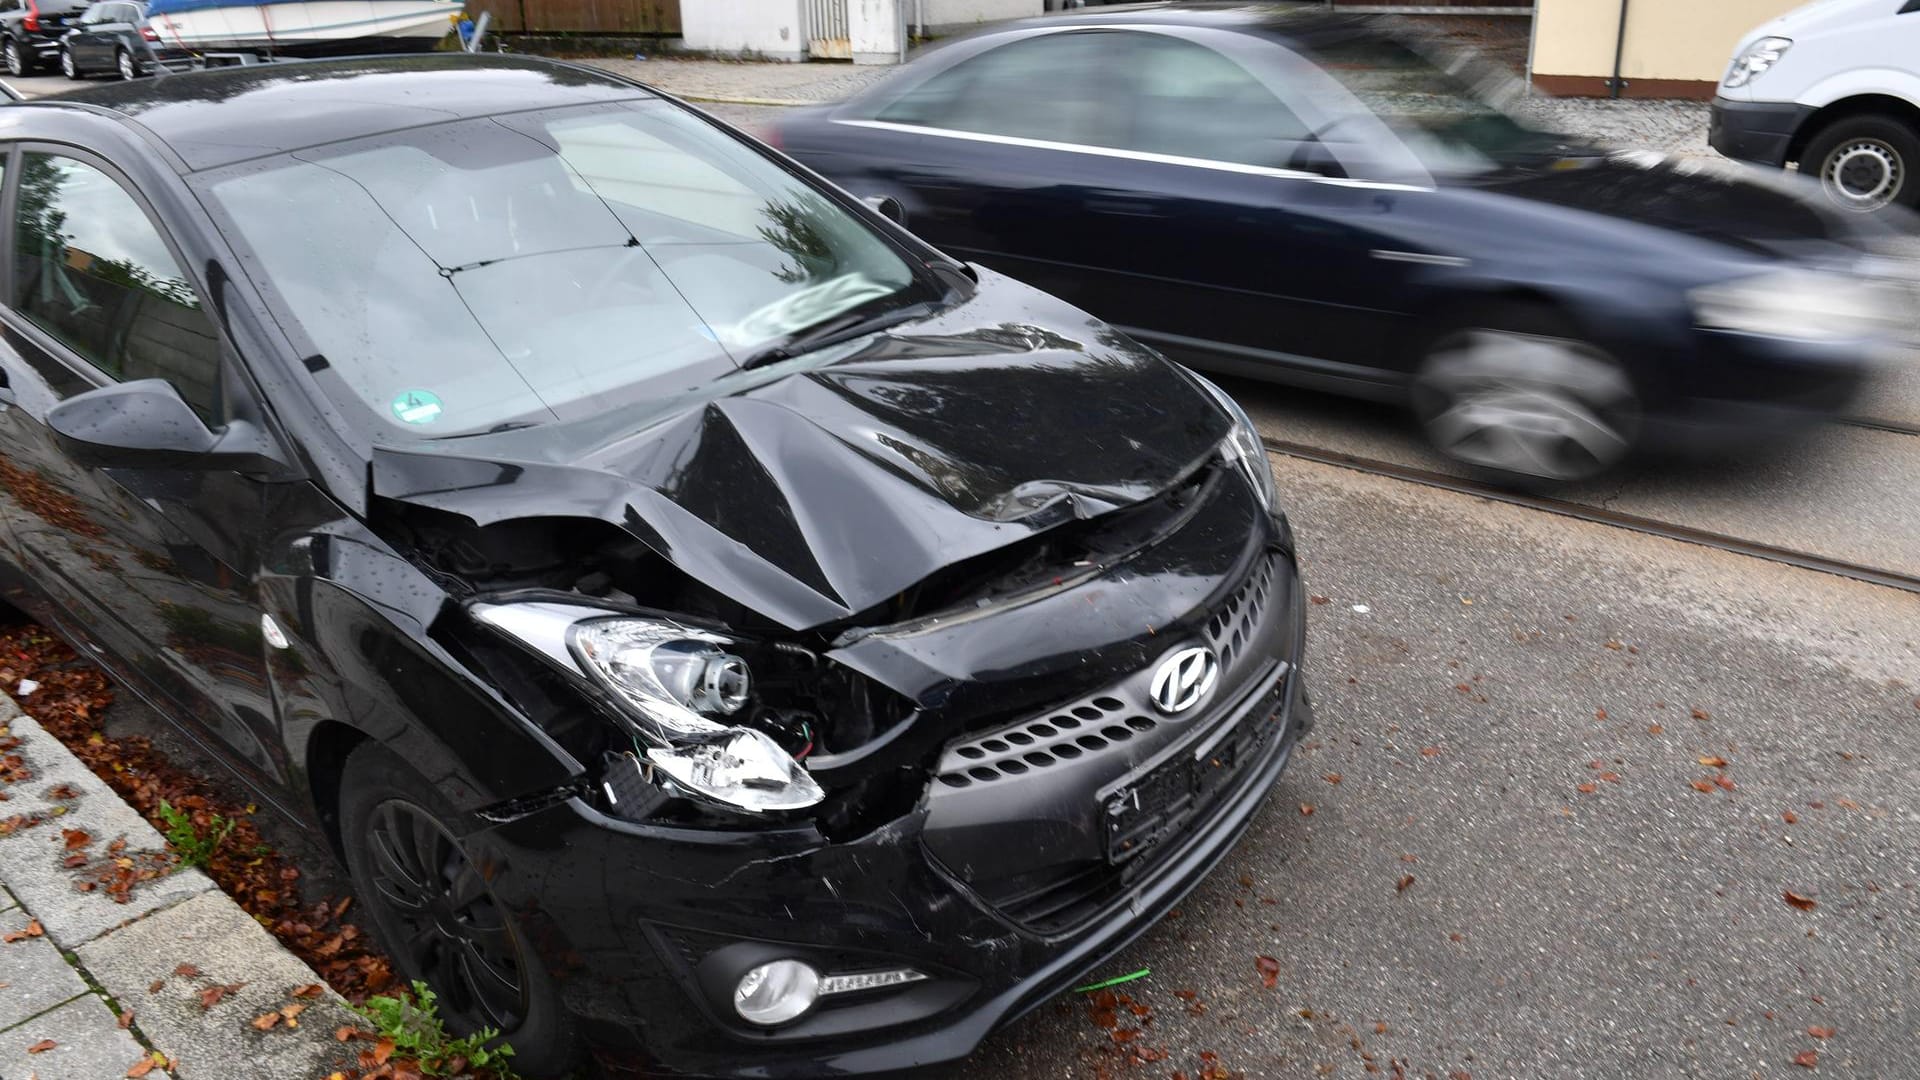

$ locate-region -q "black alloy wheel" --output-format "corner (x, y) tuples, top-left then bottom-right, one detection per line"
(338, 742), (582, 1076)
(58, 46), (75, 79)
(116, 46), (136, 80)
(362, 800), (529, 1032)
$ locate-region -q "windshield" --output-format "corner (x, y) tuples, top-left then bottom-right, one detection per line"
(199, 100), (929, 437)
(1306, 33), (1568, 175)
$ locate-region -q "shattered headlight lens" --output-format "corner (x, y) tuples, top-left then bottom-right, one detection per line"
(471, 603), (823, 813)
(1724, 36), (1790, 89)
(569, 618), (823, 813)
(1689, 269), (1903, 342)
(1192, 373), (1277, 512)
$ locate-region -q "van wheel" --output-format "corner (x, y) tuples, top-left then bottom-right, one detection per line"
(1801, 114), (1920, 213)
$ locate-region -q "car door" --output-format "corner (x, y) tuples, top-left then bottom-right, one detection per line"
(817, 29), (1153, 318)
(66, 2), (100, 67)
(0, 145), (288, 788)
(83, 3), (129, 68)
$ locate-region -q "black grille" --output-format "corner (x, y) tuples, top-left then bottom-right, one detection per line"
(937, 694), (1164, 790)
(989, 676), (1288, 935)
(1205, 555), (1274, 673)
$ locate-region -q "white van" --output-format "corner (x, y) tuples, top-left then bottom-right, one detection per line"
(1710, 0), (1920, 212)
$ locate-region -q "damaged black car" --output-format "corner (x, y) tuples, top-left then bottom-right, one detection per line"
(0, 55), (1309, 1077)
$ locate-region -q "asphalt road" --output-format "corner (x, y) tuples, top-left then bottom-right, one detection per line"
(10, 69), (1919, 1080)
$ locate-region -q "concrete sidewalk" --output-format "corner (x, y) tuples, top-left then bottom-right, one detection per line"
(0, 699), (361, 1080)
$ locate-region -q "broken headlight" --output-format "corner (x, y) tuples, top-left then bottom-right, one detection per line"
(1192, 373), (1277, 512)
(471, 603), (824, 813)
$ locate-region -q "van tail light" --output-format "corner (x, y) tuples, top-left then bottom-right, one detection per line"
(21, 1), (38, 31)
(141, 25), (159, 39)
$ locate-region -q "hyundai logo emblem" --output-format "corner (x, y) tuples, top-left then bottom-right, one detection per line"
(1149, 646), (1218, 715)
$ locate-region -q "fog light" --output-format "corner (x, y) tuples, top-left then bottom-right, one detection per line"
(819, 968), (928, 995)
(733, 959), (821, 1026)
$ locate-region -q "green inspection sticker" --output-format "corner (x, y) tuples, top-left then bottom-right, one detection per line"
(391, 389), (443, 425)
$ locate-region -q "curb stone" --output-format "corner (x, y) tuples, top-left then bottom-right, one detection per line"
(0, 697), (361, 1079)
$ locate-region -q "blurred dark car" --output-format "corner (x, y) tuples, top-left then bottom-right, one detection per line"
(0, 0), (89, 75)
(770, 4), (1907, 483)
(60, 0), (153, 80)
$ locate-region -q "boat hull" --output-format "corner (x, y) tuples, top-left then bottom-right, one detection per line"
(149, 0), (460, 54)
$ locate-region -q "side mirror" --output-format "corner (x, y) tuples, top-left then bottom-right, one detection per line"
(862, 195), (907, 226)
(46, 379), (287, 475)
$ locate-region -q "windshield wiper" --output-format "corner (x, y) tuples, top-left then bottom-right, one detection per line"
(738, 301), (936, 371)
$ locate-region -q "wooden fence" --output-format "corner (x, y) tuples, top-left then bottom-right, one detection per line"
(472, 0), (679, 35)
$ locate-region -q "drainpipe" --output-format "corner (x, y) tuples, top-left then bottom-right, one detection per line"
(914, 0), (923, 40)
(898, 0), (908, 62)
(1608, 0), (1629, 99)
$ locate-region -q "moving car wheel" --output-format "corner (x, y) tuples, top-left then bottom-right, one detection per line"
(59, 46), (76, 79)
(339, 742), (583, 1078)
(1411, 310), (1640, 484)
(117, 47), (137, 80)
(1801, 114), (1920, 213)
(4, 38), (29, 76)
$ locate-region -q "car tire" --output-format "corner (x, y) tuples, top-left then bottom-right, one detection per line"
(1409, 303), (1640, 486)
(116, 47), (137, 80)
(58, 46), (77, 79)
(4, 38), (30, 77)
(1800, 113), (1920, 214)
(337, 741), (585, 1079)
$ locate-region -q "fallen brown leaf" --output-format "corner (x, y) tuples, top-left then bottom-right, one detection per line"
(1396, 875), (1416, 893)
(250, 1010), (281, 1031)
(373, 1036), (396, 1064)
(27, 1039), (55, 1053)
(1784, 891), (1819, 912)
(199, 982), (244, 1009)
(1323, 773), (1343, 785)
(1691, 708), (1711, 721)
(125, 1057), (156, 1077)
(146, 979), (164, 994)
(290, 983), (324, 999)
(173, 963), (200, 978)
(1595, 708), (1608, 720)
(1783, 810), (1799, 825)
(1713, 775), (1737, 792)
(1420, 746), (1441, 757)
(1576, 782), (1597, 794)
(1255, 955), (1280, 989)
(1698, 756), (1728, 768)
(1809, 1026), (1835, 1039)
(1794, 1049), (1818, 1068)
(1689, 779), (1716, 793)
(1298, 803), (1315, 816)
(117, 1010), (133, 1030)
(61, 827), (90, 850)
(1309, 596), (1330, 605)
(1647, 724), (1664, 735)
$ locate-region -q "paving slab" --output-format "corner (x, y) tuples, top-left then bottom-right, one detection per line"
(0, 994), (169, 1080)
(0, 705), (212, 950)
(0, 908), (88, 1035)
(76, 889), (362, 1080)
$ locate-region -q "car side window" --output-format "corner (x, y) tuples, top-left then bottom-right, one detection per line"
(874, 32), (1126, 148)
(11, 152), (223, 422)
(1124, 34), (1311, 167)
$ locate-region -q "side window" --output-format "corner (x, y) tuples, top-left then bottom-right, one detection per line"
(1125, 34), (1311, 166)
(12, 152), (222, 421)
(875, 32), (1125, 148)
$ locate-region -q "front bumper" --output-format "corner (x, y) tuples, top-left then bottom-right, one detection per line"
(470, 501), (1307, 1077)
(1644, 327), (1872, 451)
(1708, 96), (1815, 167)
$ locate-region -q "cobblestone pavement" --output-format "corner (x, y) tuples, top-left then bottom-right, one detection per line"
(0, 701), (360, 1080)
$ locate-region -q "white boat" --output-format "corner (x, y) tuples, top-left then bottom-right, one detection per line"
(144, 0), (462, 55)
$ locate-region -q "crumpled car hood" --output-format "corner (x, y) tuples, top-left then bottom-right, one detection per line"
(370, 275), (1231, 631)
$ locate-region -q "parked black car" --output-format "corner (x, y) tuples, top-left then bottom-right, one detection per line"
(0, 55), (1308, 1077)
(60, 0), (152, 80)
(770, 5), (1907, 483)
(0, 0), (89, 75)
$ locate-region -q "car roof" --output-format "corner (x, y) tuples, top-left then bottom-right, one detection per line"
(1001, 1), (1374, 41)
(25, 54), (658, 171)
